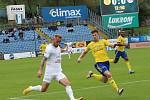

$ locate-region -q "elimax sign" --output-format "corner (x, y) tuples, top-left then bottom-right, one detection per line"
(102, 13), (139, 28)
(40, 6), (88, 22)
(49, 9), (81, 18)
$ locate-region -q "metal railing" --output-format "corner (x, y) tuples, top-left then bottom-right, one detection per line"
(88, 9), (118, 39)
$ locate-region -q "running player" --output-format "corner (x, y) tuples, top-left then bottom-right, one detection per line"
(113, 30), (135, 74)
(77, 30), (124, 95)
(39, 42), (47, 55)
(23, 35), (83, 100)
(66, 42), (73, 59)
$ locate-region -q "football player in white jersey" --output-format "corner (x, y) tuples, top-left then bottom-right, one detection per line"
(23, 35), (83, 100)
(66, 42), (73, 59)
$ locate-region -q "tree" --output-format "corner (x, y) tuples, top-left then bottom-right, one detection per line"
(56, 0), (60, 6)
(11, 0), (17, 4)
(27, 0), (32, 12)
(139, 0), (150, 16)
(72, 0), (76, 6)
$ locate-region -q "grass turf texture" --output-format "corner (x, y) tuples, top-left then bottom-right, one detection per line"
(0, 48), (150, 100)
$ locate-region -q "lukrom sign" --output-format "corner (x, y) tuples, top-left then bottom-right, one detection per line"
(109, 16), (134, 24)
(49, 8), (81, 18)
(102, 13), (139, 28)
(108, 16), (134, 28)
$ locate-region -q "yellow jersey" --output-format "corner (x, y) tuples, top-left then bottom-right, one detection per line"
(116, 36), (126, 51)
(40, 43), (47, 54)
(86, 39), (110, 62)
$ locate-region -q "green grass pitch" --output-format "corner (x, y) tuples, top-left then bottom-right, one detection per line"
(0, 48), (150, 100)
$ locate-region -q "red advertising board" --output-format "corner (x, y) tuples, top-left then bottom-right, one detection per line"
(130, 42), (150, 48)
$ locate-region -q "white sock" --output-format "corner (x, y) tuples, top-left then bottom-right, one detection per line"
(68, 54), (71, 59)
(31, 85), (42, 92)
(65, 86), (75, 100)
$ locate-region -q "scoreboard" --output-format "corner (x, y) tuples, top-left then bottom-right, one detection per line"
(100, 0), (138, 15)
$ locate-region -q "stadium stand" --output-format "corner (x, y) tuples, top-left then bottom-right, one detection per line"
(0, 30), (38, 53)
(0, 25), (93, 54)
(0, 6), (117, 55)
(41, 25), (93, 42)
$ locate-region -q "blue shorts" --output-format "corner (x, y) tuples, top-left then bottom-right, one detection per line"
(94, 61), (110, 75)
(115, 50), (128, 59)
(114, 50), (128, 63)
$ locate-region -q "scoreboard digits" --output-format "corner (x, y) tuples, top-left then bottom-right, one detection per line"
(101, 0), (138, 15)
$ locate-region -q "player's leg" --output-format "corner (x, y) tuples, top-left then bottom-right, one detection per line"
(109, 58), (114, 63)
(57, 72), (83, 100)
(23, 81), (50, 95)
(121, 51), (134, 74)
(98, 61), (118, 91)
(99, 61), (124, 95)
(109, 50), (117, 63)
(103, 71), (118, 91)
(68, 51), (71, 59)
(23, 74), (53, 95)
(113, 51), (121, 63)
(87, 70), (108, 83)
(86, 64), (108, 83)
(103, 71), (124, 95)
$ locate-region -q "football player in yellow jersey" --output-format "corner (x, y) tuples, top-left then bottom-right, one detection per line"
(39, 42), (47, 55)
(77, 30), (124, 95)
(113, 31), (134, 74)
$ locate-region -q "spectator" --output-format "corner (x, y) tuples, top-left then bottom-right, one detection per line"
(67, 23), (74, 32)
(83, 20), (88, 26)
(39, 16), (44, 24)
(2, 30), (5, 34)
(48, 26), (58, 32)
(0, 31), (2, 35)
(18, 31), (24, 40)
(3, 38), (10, 43)
(8, 31), (15, 38)
(39, 42), (47, 55)
(37, 35), (41, 40)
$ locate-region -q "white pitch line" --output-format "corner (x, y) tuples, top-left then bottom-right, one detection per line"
(9, 98), (35, 100)
(9, 79), (150, 100)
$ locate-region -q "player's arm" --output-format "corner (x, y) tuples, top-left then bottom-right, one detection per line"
(104, 39), (116, 48)
(116, 37), (127, 46)
(116, 42), (127, 46)
(59, 43), (68, 53)
(38, 57), (47, 78)
(39, 45), (42, 51)
(38, 45), (50, 78)
(61, 49), (66, 52)
(111, 42), (126, 48)
(108, 44), (116, 48)
(61, 46), (67, 52)
(77, 48), (90, 63)
(116, 42), (129, 48)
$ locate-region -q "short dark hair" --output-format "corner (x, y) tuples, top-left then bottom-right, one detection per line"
(91, 30), (98, 34)
(119, 30), (125, 33)
(54, 34), (62, 38)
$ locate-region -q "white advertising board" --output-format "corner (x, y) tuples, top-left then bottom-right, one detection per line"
(6, 5), (25, 21)
(4, 52), (36, 60)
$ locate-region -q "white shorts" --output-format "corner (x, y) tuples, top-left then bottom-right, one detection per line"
(43, 72), (66, 83)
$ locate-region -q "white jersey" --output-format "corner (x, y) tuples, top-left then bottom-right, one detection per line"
(66, 43), (72, 52)
(44, 44), (62, 74)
